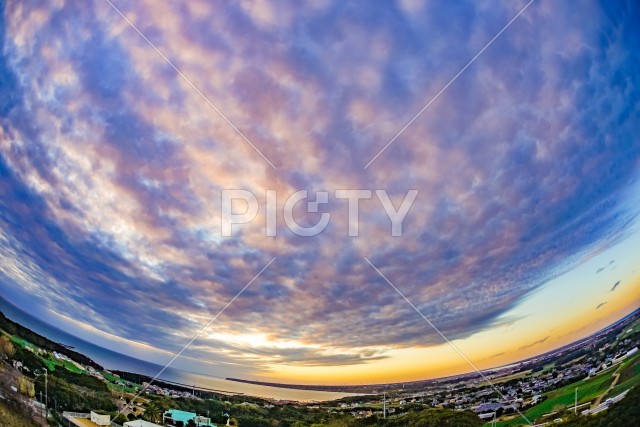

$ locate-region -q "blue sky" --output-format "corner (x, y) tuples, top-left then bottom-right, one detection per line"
(0, 0), (639, 383)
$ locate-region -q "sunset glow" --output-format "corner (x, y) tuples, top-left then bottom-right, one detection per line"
(1, 0), (639, 388)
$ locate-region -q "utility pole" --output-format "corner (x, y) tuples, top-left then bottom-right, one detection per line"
(575, 387), (578, 415)
(35, 368), (48, 420)
(44, 369), (48, 418)
(383, 392), (386, 419)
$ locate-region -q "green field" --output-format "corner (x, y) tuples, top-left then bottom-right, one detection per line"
(10, 335), (36, 351)
(604, 353), (640, 399)
(41, 354), (58, 371)
(6, 332), (140, 395)
(10, 334), (86, 374)
(617, 319), (640, 340)
(101, 371), (142, 393)
(488, 353), (640, 427)
(101, 370), (122, 382)
(107, 382), (140, 394)
(489, 369), (617, 426)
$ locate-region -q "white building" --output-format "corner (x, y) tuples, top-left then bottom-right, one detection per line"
(123, 420), (163, 427)
(90, 412), (111, 426)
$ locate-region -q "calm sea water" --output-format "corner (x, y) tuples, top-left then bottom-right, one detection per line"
(0, 297), (358, 401)
(158, 369), (360, 401)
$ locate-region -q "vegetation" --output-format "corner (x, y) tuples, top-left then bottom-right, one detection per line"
(136, 394), (483, 427)
(0, 400), (39, 427)
(382, 408), (482, 426)
(12, 346), (46, 372)
(493, 370), (617, 426)
(491, 353), (640, 427)
(34, 373), (116, 413)
(0, 311), (102, 369)
(604, 352), (640, 399)
(0, 335), (16, 358)
(2, 308), (639, 427)
(51, 367), (109, 392)
(555, 385), (640, 426)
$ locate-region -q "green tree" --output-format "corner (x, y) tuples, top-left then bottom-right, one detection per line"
(144, 401), (162, 423)
(383, 408), (482, 427)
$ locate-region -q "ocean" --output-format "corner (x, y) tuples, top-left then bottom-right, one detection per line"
(0, 297), (358, 402)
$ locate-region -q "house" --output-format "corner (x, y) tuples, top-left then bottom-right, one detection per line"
(164, 409), (217, 427)
(90, 412), (111, 426)
(474, 402), (503, 413)
(124, 421), (163, 427)
(478, 412), (495, 421)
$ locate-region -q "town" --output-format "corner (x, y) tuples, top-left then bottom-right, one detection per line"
(1, 309), (638, 426)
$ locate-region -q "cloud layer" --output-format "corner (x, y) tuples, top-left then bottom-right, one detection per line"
(1, 0), (639, 377)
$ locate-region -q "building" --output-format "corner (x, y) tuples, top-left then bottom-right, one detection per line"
(164, 409), (218, 427)
(478, 412), (496, 421)
(62, 411), (111, 427)
(124, 420), (163, 427)
(473, 402), (503, 413)
(90, 412), (111, 426)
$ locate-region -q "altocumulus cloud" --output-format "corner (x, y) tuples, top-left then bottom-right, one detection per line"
(0, 0), (639, 374)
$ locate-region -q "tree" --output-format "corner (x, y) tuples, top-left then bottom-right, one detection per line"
(0, 336), (16, 359)
(144, 402), (162, 423)
(384, 408), (482, 427)
(18, 376), (35, 398)
(112, 414), (128, 425)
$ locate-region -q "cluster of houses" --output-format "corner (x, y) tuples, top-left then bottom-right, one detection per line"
(65, 408), (223, 427)
(326, 340), (639, 422)
(139, 381), (201, 399)
(439, 343), (638, 420)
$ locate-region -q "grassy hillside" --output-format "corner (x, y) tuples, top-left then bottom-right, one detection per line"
(491, 353), (640, 427)
(604, 354), (640, 399)
(0, 400), (39, 427)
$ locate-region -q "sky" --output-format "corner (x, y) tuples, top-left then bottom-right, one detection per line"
(0, 0), (639, 385)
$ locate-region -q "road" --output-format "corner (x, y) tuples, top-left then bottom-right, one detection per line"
(594, 371), (620, 406)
